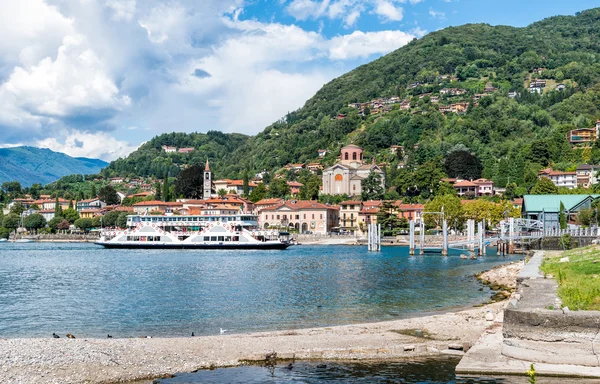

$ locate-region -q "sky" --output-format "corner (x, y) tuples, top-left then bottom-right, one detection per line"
(0, 0), (598, 161)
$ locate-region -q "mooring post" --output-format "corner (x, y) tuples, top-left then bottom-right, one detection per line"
(508, 217), (515, 254)
(409, 220), (415, 255)
(442, 219), (448, 256)
(419, 220), (425, 255)
(378, 224), (381, 251)
(482, 219), (487, 255)
(477, 221), (483, 256)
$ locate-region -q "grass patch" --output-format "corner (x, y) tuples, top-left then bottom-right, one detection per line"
(541, 245), (600, 310)
(390, 328), (433, 339)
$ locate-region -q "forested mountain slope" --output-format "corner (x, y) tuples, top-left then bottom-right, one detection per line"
(103, 8), (600, 195)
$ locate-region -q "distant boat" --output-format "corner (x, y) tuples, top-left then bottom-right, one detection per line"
(15, 239), (34, 243)
(0, 239), (7, 242)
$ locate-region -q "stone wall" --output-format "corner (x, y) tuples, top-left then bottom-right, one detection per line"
(502, 251), (600, 366)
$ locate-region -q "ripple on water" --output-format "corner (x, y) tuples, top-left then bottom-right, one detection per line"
(0, 243), (522, 338)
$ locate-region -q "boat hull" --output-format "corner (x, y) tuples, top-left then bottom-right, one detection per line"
(95, 241), (292, 250)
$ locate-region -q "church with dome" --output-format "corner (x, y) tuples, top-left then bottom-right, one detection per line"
(321, 145), (385, 196)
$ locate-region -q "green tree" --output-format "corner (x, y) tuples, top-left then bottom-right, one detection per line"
(162, 173), (170, 202)
(98, 185), (120, 205)
(242, 168), (250, 196)
(91, 184), (97, 198)
(154, 181), (162, 201)
(48, 217), (63, 232)
(217, 188), (227, 197)
(361, 172), (384, 201)
(74, 218), (94, 232)
(3, 214), (20, 236)
(423, 194), (464, 229)
(248, 183), (268, 202)
(9, 202), (25, 216)
(436, 182), (457, 196)
(443, 145), (483, 180)
(174, 165), (204, 199)
(62, 208), (80, 224)
(504, 183), (518, 200)
(377, 201), (405, 233)
(54, 197), (63, 218)
(103, 211), (121, 227)
(116, 212), (129, 229)
(269, 179), (291, 198)
(530, 177), (559, 195)
(298, 176), (321, 200)
(559, 201), (567, 230)
(23, 213), (46, 233)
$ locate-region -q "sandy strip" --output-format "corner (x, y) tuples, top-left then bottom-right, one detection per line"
(0, 261), (522, 384)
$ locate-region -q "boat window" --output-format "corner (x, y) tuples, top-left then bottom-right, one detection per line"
(225, 236), (232, 241)
(218, 236), (224, 242)
(210, 236), (217, 241)
(204, 237), (210, 241)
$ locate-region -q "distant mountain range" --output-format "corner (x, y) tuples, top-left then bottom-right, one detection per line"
(0, 146), (108, 187)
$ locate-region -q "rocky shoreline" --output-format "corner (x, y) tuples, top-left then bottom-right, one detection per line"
(0, 261), (523, 384)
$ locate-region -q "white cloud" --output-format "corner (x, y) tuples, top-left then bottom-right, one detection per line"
(105, 0), (137, 21)
(429, 9), (446, 19)
(409, 26), (427, 37)
(329, 30), (414, 60)
(37, 130), (138, 161)
(409, 0), (424, 4)
(138, 3), (187, 44)
(286, 0), (331, 20)
(0, 0), (74, 69)
(372, 0), (404, 22)
(0, 34), (130, 120)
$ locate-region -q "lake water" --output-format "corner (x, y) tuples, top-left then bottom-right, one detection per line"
(0, 243), (522, 338)
(158, 358), (539, 383)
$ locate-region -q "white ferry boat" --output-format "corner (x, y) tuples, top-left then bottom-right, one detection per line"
(95, 213), (292, 249)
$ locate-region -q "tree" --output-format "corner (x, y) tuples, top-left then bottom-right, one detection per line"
(248, 183), (268, 202)
(57, 219), (71, 231)
(154, 181), (162, 201)
(269, 179), (291, 198)
(504, 183), (518, 200)
(361, 172), (384, 201)
(298, 176), (321, 200)
(423, 194), (464, 229)
(103, 211), (121, 227)
(530, 177), (559, 195)
(377, 201), (405, 233)
(443, 145), (483, 180)
(74, 218), (94, 232)
(174, 165), (204, 199)
(559, 201), (567, 230)
(54, 197), (63, 218)
(117, 212), (129, 229)
(3, 214), (20, 235)
(436, 182), (457, 196)
(29, 184), (42, 199)
(23, 213), (46, 233)
(62, 208), (80, 224)
(91, 184), (97, 198)
(162, 172), (170, 202)
(10, 202), (25, 216)
(98, 185), (120, 205)
(48, 217), (63, 232)
(242, 168), (250, 196)
(217, 188), (227, 197)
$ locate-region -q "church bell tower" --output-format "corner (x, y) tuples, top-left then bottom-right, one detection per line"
(203, 159), (212, 200)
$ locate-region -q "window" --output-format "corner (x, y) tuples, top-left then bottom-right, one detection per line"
(277, 215), (280, 219)
(320, 214), (323, 219)
(344, 152), (348, 160)
(335, 174), (343, 181)
(303, 214), (306, 219)
(352, 152), (357, 160)
(312, 214), (315, 219)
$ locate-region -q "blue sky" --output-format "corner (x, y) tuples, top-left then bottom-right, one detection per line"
(0, 0), (596, 161)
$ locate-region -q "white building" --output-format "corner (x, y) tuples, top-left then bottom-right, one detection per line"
(538, 168), (577, 189)
(576, 165), (600, 188)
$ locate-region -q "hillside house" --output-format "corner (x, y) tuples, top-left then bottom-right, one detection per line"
(161, 145), (177, 153)
(178, 147), (195, 153)
(76, 198), (106, 212)
(538, 168), (577, 189)
(576, 164), (600, 188)
(453, 180), (479, 197)
(318, 149), (328, 158)
(567, 121), (600, 145)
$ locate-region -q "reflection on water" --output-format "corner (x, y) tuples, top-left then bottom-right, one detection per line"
(158, 358), (536, 383)
(0, 243), (522, 338)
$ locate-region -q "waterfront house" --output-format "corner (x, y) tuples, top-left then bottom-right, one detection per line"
(132, 201), (184, 214)
(339, 200), (362, 233)
(76, 198), (106, 212)
(522, 194), (600, 230)
(259, 200), (339, 235)
(80, 209), (102, 219)
(394, 202), (424, 222)
(253, 198), (285, 216)
(39, 209), (55, 222)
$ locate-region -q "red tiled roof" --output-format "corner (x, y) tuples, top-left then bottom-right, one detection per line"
(453, 180), (478, 187)
(262, 200), (338, 211)
(287, 181), (304, 187)
(473, 178), (493, 184)
(132, 200), (183, 207)
(254, 198), (285, 205)
(339, 200), (361, 205)
(395, 204), (424, 211)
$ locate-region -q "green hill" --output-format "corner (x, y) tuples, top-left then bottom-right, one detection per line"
(0, 147), (108, 187)
(103, 8), (600, 195)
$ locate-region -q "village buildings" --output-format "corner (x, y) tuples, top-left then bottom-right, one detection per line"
(567, 121), (600, 145)
(538, 168), (577, 189)
(258, 200), (339, 235)
(321, 145), (385, 196)
(576, 164), (600, 188)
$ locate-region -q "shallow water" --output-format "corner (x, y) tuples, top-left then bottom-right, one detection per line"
(157, 358), (534, 383)
(0, 243), (521, 338)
